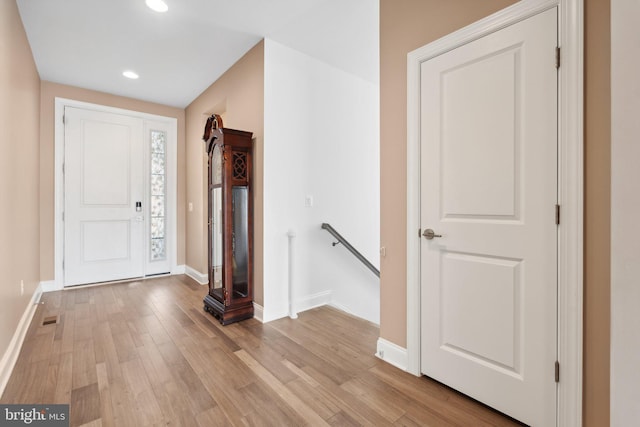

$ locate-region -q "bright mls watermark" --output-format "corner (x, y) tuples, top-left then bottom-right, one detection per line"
(0, 405), (69, 426)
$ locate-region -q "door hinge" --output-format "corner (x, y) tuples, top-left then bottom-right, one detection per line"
(555, 204), (560, 225)
(418, 228), (422, 238)
(62, 162), (65, 174)
(555, 46), (561, 69)
(62, 211), (64, 221)
(555, 360), (560, 383)
(62, 114), (65, 124)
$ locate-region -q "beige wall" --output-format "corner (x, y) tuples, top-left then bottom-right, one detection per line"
(379, 0), (516, 348)
(0, 0), (41, 359)
(610, 0), (640, 423)
(185, 41), (264, 305)
(379, 0), (611, 425)
(39, 82), (186, 280)
(584, 0), (611, 425)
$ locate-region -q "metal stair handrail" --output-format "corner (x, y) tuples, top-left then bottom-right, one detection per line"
(321, 223), (380, 278)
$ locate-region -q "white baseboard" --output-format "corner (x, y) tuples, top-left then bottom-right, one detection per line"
(40, 280), (62, 293)
(171, 264), (186, 275)
(262, 304), (289, 323)
(185, 265), (208, 285)
(329, 302), (380, 326)
(295, 290), (332, 313)
(329, 301), (354, 316)
(376, 338), (408, 371)
(262, 290), (334, 323)
(253, 303), (264, 323)
(0, 283), (43, 398)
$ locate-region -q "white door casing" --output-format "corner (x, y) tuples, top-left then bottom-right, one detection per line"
(419, 8), (557, 426)
(406, 1), (584, 426)
(64, 107), (145, 286)
(55, 99), (178, 288)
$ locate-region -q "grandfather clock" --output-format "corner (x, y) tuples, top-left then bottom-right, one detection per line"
(202, 114), (254, 325)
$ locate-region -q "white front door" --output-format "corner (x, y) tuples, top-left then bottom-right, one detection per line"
(64, 107), (145, 286)
(420, 8), (558, 426)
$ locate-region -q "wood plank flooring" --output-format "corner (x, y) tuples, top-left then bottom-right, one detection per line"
(1, 275), (523, 426)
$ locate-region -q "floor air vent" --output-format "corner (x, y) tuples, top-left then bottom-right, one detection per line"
(42, 316), (58, 326)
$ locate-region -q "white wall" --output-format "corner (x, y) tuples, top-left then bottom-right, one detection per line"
(611, 1), (640, 425)
(263, 39), (380, 323)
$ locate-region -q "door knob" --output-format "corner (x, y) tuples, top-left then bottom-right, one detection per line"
(422, 229), (442, 240)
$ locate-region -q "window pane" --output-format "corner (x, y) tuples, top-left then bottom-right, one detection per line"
(151, 239), (165, 260)
(151, 131), (166, 153)
(151, 153), (165, 175)
(212, 145), (222, 185)
(151, 195), (164, 217)
(151, 217), (165, 239)
(151, 174), (165, 196)
(232, 186), (249, 297)
(150, 130), (167, 261)
(212, 187), (223, 290)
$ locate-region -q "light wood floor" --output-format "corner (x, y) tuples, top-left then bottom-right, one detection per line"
(1, 275), (523, 426)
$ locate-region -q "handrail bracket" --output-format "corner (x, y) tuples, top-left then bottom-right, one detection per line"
(321, 223), (380, 278)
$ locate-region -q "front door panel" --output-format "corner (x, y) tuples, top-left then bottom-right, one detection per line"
(64, 107), (144, 286)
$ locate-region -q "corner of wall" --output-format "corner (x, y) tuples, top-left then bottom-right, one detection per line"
(375, 337), (408, 372)
(184, 266), (208, 285)
(0, 283), (42, 399)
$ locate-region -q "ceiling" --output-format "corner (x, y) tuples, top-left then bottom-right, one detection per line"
(16, 0), (379, 108)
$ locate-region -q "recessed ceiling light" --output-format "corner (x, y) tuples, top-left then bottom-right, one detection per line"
(122, 70), (139, 79)
(146, 0), (168, 13)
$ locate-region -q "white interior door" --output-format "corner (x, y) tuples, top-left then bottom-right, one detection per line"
(420, 8), (558, 426)
(64, 107), (145, 286)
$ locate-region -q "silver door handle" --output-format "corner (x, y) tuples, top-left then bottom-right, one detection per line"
(422, 229), (442, 240)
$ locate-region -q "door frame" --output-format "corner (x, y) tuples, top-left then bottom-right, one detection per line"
(54, 98), (179, 288)
(406, 1), (583, 426)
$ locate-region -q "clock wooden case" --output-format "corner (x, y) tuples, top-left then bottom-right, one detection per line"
(202, 114), (254, 325)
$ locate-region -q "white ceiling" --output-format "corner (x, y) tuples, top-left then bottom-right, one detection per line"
(16, 0), (379, 108)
